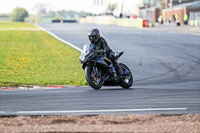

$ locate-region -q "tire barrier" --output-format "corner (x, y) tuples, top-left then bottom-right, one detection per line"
(52, 19), (78, 23)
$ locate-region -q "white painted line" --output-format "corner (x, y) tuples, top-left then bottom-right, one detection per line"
(35, 24), (83, 52)
(16, 108), (187, 114)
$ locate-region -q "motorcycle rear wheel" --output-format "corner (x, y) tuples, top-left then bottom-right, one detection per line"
(85, 66), (103, 90)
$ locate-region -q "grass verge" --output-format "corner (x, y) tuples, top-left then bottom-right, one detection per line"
(0, 22), (38, 29)
(0, 23), (86, 87)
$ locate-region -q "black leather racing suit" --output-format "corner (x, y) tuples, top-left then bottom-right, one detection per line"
(92, 37), (122, 76)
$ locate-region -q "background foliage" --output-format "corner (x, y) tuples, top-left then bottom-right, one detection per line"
(10, 7), (29, 22)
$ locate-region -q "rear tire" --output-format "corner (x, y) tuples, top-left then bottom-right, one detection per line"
(85, 66), (103, 90)
(119, 63), (133, 89)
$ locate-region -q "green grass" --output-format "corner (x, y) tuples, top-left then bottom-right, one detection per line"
(0, 28), (86, 87)
(0, 22), (38, 28)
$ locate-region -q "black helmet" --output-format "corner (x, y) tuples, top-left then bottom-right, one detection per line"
(88, 29), (100, 43)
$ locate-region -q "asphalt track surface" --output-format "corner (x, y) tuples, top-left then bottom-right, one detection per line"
(0, 23), (200, 115)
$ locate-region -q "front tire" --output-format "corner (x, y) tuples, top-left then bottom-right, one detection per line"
(119, 63), (133, 89)
(85, 66), (103, 90)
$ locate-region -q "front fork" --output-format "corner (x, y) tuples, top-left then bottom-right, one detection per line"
(92, 65), (110, 85)
(92, 65), (99, 77)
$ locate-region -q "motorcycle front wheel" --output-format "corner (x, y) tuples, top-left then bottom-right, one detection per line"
(85, 66), (103, 90)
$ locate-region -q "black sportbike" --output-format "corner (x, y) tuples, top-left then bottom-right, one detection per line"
(79, 44), (133, 90)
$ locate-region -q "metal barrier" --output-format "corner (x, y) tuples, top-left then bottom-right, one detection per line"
(80, 16), (144, 28)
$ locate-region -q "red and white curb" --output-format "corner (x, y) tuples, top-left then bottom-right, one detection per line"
(0, 85), (85, 91)
(0, 87), (18, 91)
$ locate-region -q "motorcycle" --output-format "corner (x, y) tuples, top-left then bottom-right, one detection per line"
(79, 44), (133, 90)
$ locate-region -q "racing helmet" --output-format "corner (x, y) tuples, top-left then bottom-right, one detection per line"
(88, 29), (100, 43)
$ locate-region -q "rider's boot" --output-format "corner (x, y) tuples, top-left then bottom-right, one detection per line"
(113, 61), (123, 79)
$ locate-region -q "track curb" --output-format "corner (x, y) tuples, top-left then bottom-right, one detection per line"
(0, 85), (85, 91)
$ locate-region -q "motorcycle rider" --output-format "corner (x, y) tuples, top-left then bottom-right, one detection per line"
(88, 29), (123, 78)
